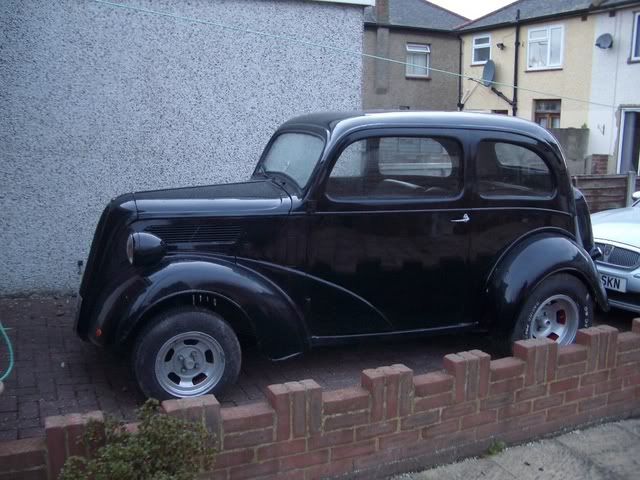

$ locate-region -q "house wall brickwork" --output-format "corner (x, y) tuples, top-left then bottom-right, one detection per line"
(2, 320), (639, 480)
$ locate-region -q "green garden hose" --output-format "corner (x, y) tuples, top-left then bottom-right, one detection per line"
(0, 321), (14, 382)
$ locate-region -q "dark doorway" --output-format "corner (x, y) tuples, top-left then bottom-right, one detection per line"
(619, 110), (640, 174)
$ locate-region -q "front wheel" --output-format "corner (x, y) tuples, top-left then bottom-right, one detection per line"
(510, 273), (593, 348)
(132, 308), (241, 400)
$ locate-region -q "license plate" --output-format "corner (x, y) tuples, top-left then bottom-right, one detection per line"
(600, 274), (627, 293)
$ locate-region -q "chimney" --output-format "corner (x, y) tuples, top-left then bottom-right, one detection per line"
(376, 0), (390, 24)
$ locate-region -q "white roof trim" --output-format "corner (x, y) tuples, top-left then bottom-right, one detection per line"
(311, 0), (376, 6)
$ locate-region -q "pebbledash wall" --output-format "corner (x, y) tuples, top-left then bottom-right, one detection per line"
(2, 321), (640, 480)
(0, 0), (366, 294)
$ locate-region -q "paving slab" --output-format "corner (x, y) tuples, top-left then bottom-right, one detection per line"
(492, 439), (611, 480)
(557, 423), (640, 479)
(615, 417), (640, 438)
(396, 457), (515, 480)
(395, 419), (640, 480)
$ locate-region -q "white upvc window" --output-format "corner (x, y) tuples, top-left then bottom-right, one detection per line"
(406, 43), (430, 77)
(472, 35), (491, 65)
(632, 11), (640, 61)
(527, 24), (564, 70)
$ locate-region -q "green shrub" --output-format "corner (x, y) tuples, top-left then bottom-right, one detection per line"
(59, 399), (216, 480)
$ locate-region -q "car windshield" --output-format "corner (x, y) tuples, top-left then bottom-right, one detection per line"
(261, 133), (325, 189)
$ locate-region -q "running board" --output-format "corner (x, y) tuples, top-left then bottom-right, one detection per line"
(310, 322), (480, 347)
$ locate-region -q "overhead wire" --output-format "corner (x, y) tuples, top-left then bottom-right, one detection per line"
(89, 0), (615, 110)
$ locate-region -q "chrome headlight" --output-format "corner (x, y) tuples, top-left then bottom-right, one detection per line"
(126, 232), (165, 266)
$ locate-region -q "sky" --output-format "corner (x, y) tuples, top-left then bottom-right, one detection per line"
(428, 0), (515, 20)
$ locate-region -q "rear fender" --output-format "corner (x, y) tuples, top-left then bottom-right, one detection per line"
(485, 232), (608, 334)
(102, 257), (308, 360)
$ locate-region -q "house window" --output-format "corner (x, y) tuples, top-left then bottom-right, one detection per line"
(472, 35), (491, 65)
(406, 43), (430, 77)
(632, 12), (640, 60)
(534, 100), (561, 128)
(528, 25), (564, 70)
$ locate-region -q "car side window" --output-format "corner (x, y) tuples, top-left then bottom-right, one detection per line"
(326, 136), (462, 200)
(476, 141), (554, 198)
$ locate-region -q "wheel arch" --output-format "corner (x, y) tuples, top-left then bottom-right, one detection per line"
(103, 258), (309, 360)
(124, 290), (256, 351)
(483, 231), (608, 335)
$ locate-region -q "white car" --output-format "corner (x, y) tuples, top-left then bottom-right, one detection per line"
(591, 192), (640, 313)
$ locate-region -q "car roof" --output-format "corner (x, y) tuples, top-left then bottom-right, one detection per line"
(280, 111), (560, 146)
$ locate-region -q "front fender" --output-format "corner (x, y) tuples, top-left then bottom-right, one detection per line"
(486, 232), (608, 333)
(95, 256), (308, 360)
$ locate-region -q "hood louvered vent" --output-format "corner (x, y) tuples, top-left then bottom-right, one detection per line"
(145, 224), (242, 245)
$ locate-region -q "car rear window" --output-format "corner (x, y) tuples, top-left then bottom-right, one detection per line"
(476, 141), (554, 198)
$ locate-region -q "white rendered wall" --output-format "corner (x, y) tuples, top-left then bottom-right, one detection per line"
(588, 7), (640, 169)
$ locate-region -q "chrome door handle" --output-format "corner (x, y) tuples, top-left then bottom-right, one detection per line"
(451, 213), (470, 223)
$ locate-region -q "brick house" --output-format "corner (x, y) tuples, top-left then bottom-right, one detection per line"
(363, 0), (467, 111)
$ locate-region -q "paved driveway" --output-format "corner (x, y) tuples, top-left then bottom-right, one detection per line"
(0, 296), (635, 441)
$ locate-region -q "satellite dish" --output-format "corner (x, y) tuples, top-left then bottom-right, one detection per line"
(481, 60), (496, 87)
(595, 33), (613, 49)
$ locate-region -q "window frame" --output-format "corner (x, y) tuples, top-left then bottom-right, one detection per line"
(526, 24), (565, 71)
(534, 99), (562, 129)
(472, 34), (492, 66)
(632, 11), (640, 61)
(320, 130), (466, 207)
(405, 43), (431, 78)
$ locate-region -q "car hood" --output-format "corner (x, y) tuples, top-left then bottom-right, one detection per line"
(133, 180), (292, 218)
(591, 206), (640, 248)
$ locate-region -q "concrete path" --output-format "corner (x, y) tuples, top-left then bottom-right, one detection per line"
(395, 418), (640, 480)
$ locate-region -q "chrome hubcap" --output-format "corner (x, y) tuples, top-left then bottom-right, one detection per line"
(155, 331), (225, 398)
(530, 294), (579, 345)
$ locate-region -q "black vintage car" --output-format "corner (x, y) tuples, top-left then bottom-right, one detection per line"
(76, 112), (608, 399)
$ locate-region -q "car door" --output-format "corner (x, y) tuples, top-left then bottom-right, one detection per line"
(303, 128), (472, 337)
(467, 130), (574, 308)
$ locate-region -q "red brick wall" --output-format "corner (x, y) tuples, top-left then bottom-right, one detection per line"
(589, 155), (609, 175)
(2, 320), (640, 480)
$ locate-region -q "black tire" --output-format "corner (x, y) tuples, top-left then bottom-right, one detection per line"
(509, 273), (593, 349)
(132, 307), (241, 400)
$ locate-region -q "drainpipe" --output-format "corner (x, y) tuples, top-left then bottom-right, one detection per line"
(512, 9), (520, 117)
(457, 36), (463, 111)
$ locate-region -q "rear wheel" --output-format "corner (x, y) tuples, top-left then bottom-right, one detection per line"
(510, 273), (593, 348)
(132, 308), (241, 400)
